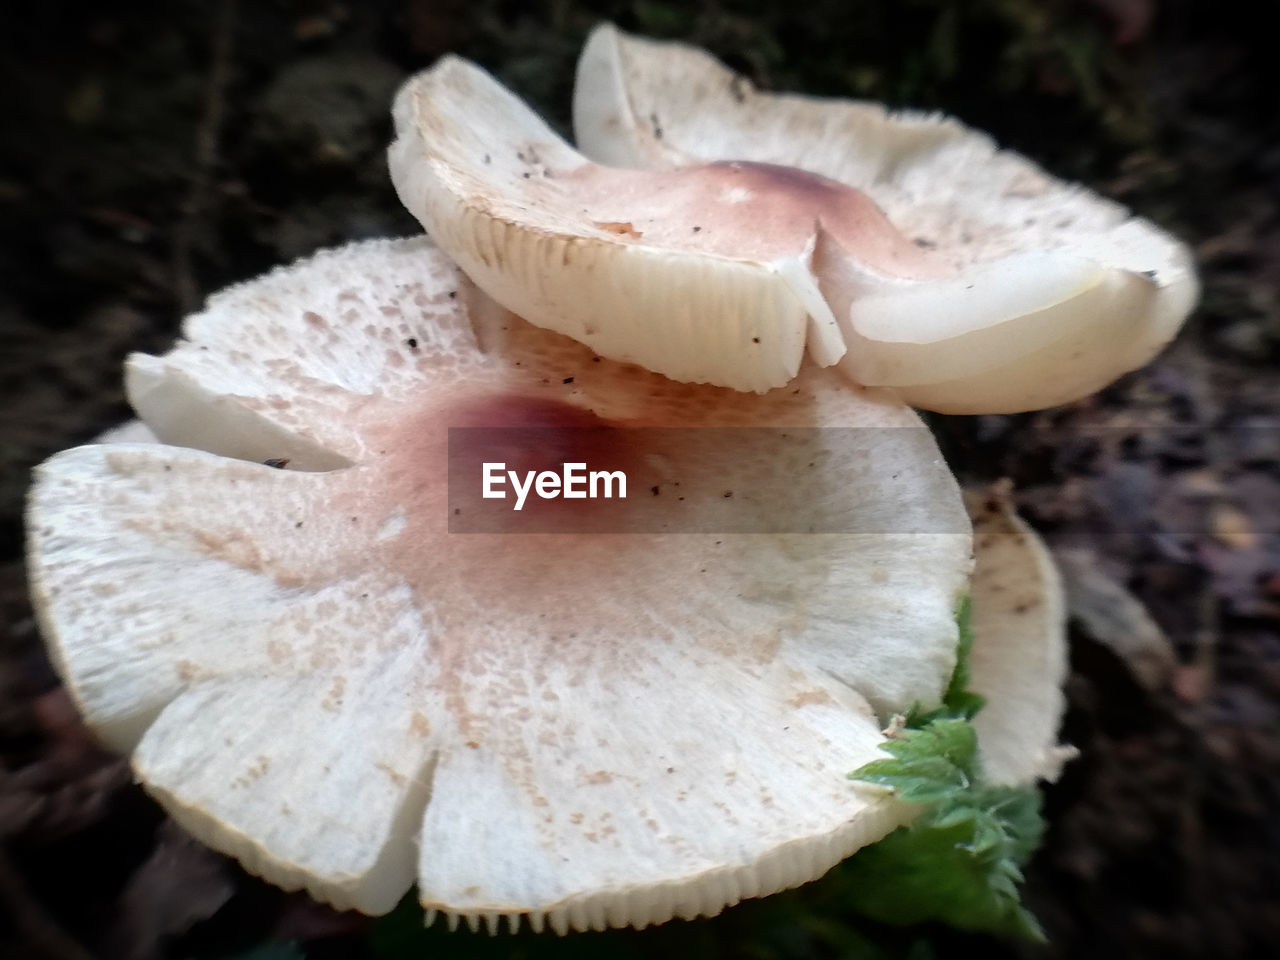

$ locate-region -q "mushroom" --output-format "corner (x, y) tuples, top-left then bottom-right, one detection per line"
(28, 236), (984, 932)
(386, 27), (1197, 412)
(964, 483), (1073, 785)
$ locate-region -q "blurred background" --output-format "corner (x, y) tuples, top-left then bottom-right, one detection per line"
(1, 1), (1277, 957)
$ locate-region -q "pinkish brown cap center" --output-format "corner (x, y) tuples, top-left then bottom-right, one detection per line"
(563, 159), (950, 280)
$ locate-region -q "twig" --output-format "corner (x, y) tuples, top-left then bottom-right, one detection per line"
(171, 0), (237, 314)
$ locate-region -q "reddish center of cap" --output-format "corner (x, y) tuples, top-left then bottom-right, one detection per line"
(448, 395), (613, 430)
(562, 158), (949, 279)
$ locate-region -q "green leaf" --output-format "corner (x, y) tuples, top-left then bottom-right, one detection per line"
(842, 599), (1047, 942)
(854, 721), (978, 803)
(846, 720), (1045, 941)
(843, 755), (1045, 939)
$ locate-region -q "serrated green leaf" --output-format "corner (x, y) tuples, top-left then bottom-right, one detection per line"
(842, 597), (1047, 943)
(976, 785), (1046, 864)
(839, 786), (1046, 941)
(846, 725), (1045, 941)
(851, 719), (979, 791)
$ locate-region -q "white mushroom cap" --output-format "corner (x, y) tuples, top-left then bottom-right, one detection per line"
(570, 24), (1199, 413)
(389, 56), (945, 394)
(965, 484), (1073, 785)
(27, 236), (976, 931)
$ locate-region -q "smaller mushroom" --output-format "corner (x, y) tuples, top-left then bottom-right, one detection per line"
(386, 28), (1197, 412)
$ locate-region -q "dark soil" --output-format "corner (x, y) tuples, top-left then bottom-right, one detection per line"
(2, 1), (1277, 958)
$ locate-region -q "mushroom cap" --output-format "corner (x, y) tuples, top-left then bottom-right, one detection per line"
(388, 56), (947, 394)
(965, 484), (1072, 785)
(571, 24), (1199, 413)
(27, 236), (975, 931)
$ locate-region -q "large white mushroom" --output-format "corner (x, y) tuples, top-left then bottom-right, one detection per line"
(386, 25), (1196, 413)
(28, 236), (991, 932)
